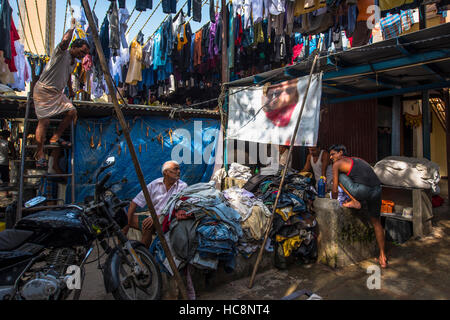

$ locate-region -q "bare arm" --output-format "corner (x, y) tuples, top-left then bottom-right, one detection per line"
(300, 154), (312, 172)
(67, 75), (75, 98)
(122, 200), (138, 235)
(331, 161), (340, 199)
(59, 18), (77, 51)
(321, 151), (330, 178)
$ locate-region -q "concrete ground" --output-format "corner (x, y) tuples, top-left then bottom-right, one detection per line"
(75, 179), (450, 300)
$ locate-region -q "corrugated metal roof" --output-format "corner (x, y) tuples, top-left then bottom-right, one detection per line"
(0, 95), (220, 119)
(226, 22), (450, 101)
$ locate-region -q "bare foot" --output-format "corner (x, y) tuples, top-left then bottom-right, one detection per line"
(376, 256), (388, 268)
(342, 199), (361, 209)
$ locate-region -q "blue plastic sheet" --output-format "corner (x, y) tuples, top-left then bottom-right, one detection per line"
(70, 116), (220, 205)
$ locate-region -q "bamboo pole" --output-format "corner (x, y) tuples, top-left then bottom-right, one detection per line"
(248, 38), (323, 289)
(80, 0), (189, 300)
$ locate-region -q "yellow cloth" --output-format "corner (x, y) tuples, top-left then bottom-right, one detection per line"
(379, 0), (414, 12)
(275, 207), (296, 222)
(276, 235), (303, 257)
(125, 40), (143, 85)
(241, 205), (271, 240)
(177, 24), (188, 51)
(294, 0), (326, 17)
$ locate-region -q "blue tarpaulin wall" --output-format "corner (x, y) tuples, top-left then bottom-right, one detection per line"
(70, 116), (220, 206)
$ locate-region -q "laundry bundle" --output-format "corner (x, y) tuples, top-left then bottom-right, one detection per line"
(152, 181), (243, 274)
(243, 168), (318, 268)
(223, 186), (272, 257)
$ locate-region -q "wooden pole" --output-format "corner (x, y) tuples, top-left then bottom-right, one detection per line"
(221, 0), (229, 84)
(445, 88), (450, 200)
(80, 0), (188, 300)
(248, 38), (323, 288)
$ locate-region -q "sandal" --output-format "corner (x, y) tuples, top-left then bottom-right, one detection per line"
(36, 158), (48, 168)
(49, 138), (72, 148)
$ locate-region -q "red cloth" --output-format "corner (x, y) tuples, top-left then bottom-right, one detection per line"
(82, 54), (93, 72)
(5, 19), (20, 73)
(432, 195), (444, 208)
(235, 14), (243, 46)
(290, 43), (304, 65)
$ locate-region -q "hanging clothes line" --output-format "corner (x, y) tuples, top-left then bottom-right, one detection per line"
(126, 7), (136, 25)
(14, 0), (32, 54)
(144, 0), (195, 46)
(125, 11), (143, 35)
(136, 0), (164, 36)
(22, 0), (39, 53)
(34, 0), (46, 48)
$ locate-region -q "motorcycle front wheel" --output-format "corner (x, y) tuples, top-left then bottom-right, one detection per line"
(112, 245), (162, 300)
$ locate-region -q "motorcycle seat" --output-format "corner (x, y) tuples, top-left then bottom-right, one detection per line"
(0, 229), (34, 251)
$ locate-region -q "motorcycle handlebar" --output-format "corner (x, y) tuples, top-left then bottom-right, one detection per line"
(98, 172), (112, 190)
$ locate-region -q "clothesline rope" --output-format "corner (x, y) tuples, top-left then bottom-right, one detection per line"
(136, 0), (164, 36)
(144, 0), (199, 46)
(126, 7), (136, 25)
(22, 0), (39, 53)
(125, 11), (143, 35)
(34, 0), (45, 50)
(14, 0), (32, 54)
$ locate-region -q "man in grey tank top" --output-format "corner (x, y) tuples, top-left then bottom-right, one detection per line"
(329, 144), (387, 268)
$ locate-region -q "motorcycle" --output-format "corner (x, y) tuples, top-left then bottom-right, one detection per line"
(0, 157), (162, 300)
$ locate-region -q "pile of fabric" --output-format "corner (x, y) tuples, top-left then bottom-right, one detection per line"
(222, 186), (272, 257)
(151, 181), (243, 274)
(243, 168), (318, 268)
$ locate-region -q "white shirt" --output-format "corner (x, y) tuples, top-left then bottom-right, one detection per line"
(268, 0), (285, 15)
(132, 178), (188, 215)
(252, 0), (264, 23)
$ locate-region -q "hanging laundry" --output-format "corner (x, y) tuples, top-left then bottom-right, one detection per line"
(11, 41), (32, 91)
(380, 13), (402, 40)
(0, 0), (12, 60)
(162, 0), (177, 14)
(119, 8), (130, 49)
(125, 39), (143, 85)
(99, 15), (111, 61)
(193, 0), (202, 22)
(5, 19), (20, 73)
(108, 0), (120, 56)
(136, 0), (153, 11)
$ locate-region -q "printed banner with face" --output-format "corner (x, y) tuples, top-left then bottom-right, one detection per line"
(227, 73), (322, 146)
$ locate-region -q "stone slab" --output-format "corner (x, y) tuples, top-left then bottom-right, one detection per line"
(314, 198), (378, 268)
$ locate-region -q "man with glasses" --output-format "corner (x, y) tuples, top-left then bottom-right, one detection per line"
(122, 161), (187, 247)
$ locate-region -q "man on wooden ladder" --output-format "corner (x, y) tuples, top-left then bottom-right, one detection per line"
(33, 17), (90, 168)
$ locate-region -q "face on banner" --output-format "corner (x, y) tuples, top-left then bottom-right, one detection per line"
(262, 78), (300, 127)
(227, 73), (322, 147)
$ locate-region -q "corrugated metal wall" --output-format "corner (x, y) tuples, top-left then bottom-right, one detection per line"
(318, 99), (378, 164)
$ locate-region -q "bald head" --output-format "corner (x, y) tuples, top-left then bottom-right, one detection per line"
(162, 161), (180, 174)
